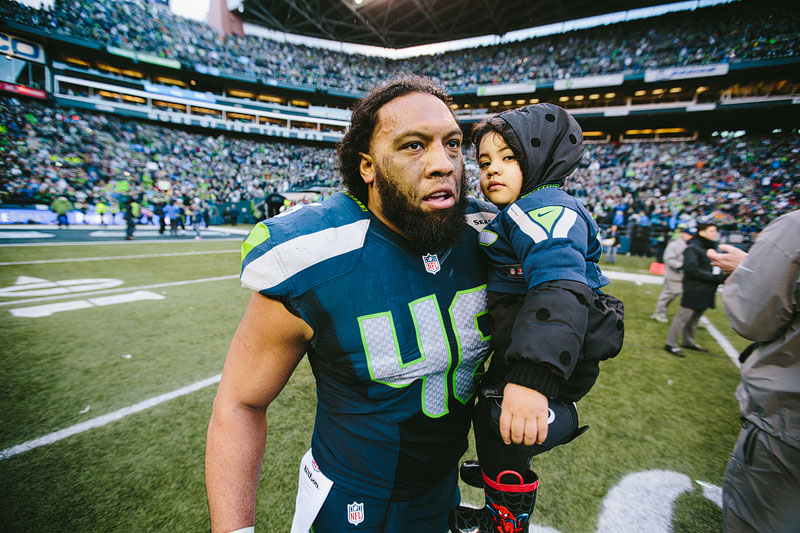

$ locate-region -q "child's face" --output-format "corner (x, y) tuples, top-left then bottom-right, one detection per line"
(478, 132), (523, 209)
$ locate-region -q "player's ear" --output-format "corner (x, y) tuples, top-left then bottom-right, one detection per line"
(359, 152), (375, 184)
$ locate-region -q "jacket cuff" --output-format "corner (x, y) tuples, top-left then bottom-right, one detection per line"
(506, 362), (561, 398)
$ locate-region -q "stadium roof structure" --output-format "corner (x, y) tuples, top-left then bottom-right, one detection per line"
(237, 0), (679, 49)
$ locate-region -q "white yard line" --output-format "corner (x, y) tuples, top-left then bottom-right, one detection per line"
(605, 270), (741, 367)
(699, 317), (741, 368)
(0, 275), (239, 307)
(0, 375), (222, 461)
(604, 270), (663, 285)
(0, 249), (238, 266)
(0, 237), (243, 247)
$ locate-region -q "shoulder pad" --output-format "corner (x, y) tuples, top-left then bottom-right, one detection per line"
(464, 197), (498, 232)
(240, 193), (369, 297)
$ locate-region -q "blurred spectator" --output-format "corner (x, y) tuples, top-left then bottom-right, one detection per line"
(664, 222), (727, 357)
(603, 224), (621, 264)
(162, 200), (180, 236)
(50, 194), (72, 228)
(651, 224), (694, 323)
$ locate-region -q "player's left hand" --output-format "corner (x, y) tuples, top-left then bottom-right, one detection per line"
(499, 383), (549, 446)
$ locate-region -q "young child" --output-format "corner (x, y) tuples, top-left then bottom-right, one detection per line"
(450, 104), (624, 533)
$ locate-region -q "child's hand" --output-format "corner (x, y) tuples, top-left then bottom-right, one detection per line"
(499, 383), (549, 446)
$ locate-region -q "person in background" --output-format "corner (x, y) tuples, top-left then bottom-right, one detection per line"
(155, 199), (166, 234)
(95, 199), (108, 226)
(708, 210), (800, 533)
(651, 224), (695, 323)
(162, 201), (180, 237)
(50, 195), (72, 229)
(604, 224), (621, 264)
(124, 196), (140, 241)
(664, 222), (727, 357)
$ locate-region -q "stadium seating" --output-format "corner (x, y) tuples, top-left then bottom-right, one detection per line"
(2, 94), (796, 231)
(1, 0), (798, 92)
(0, 95), (339, 213)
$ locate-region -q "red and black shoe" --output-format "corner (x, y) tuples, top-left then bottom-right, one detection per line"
(449, 469), (539, 533)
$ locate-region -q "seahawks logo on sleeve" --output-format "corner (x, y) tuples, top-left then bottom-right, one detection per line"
(508, 204), (578, 243)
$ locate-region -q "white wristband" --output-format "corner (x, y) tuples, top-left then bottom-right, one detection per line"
(229, 528), (254, 533)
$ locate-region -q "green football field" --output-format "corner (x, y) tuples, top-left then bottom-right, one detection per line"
(0, 229), (748, 532)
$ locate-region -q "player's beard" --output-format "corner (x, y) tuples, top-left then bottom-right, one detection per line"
(373, 164), (468, 254)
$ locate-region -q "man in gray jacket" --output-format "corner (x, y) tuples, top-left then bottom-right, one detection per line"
(651, 224), (694, 323)
(708, 210), (800, 533)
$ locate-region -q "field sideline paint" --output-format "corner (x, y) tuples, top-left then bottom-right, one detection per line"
(0, 374), (222, 461)
(10, 290), (166, 317)
(0, 237), (244, 247)
(0, 275), (239, 307)
(0, 249), (238, 266)
(699, 316), (741, 368)
(604, 270), (741, 367)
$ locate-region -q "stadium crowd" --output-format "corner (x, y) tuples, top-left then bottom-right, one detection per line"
(0, 0), (798, 93)
(568, 136), (799, 234)
(2, 95), (797, 232)
(0, 96), (339, 217)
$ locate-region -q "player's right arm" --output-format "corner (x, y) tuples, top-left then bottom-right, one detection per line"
(206, 292), (313, 532)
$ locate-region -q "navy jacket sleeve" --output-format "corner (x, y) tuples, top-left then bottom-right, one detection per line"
(482, 193), (598, 397)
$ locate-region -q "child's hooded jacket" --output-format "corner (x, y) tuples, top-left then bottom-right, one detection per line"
(478, 104), (621, 400)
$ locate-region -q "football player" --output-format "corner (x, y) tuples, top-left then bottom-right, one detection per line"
(206, 76), (497, 532)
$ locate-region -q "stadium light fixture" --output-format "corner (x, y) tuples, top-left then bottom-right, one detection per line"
(668, 87), (682, 93)
(502, 100), (512, 105)
(573, 95), (584, 101)
(529, 98), (539, 104)
(154, 76), (187, 87)
(634, 90), (646, 96)
(257, 94), (284, 104)
(696, 86), (709, 93)
(558, 96), (569, 102)
(65, 57), (90, 67)
(651, 88), (665, 95)
(588, 94), (600, 100)
(490, 101), (500, 107)
(604, 93), (616, 99)
(516, 99), (526, 104)
(450, 104), (459, 110)
(229, 89), (255, 99)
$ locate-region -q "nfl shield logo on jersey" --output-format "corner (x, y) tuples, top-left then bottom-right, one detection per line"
(422, 253), (440, 275)
(347, 501), (365, 526)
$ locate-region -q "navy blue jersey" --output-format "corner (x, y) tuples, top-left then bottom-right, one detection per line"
(241, 192), (497, 500)
(478, 186), (609, 295)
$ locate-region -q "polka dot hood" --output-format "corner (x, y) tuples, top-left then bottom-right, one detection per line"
(488, 103), (584, 196)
